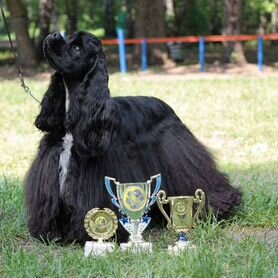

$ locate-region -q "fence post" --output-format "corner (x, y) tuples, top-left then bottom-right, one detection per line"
(141, 39), (148, 71)
(199, 36), (205, 72)
(117, 29), (127, 73)
(257, 36), (264, 72)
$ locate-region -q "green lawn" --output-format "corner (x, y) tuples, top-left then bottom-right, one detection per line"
(0, 73), (278, 278)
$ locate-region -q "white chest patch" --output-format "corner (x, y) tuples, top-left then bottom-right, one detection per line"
(59, 80), (73, 195)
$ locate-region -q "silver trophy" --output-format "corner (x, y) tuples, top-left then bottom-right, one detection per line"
(104, 174), (161, 252)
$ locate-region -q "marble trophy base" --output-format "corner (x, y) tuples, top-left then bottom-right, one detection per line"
(120, 241), (153, 253)
(168, 240), (196, 255)
(84, 241), (115, 257)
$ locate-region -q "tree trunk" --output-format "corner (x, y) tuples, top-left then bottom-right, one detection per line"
(65, 0), (78, 35)
(6, 0), (38, 67)
(165, 0), (174, 17)
(104, 0), (116, 37)
(258, 15), (267, 35)
(211, 0), (223, 35)
(134, 0), (167, 65)
(271, 5), (278, 46)
(271, 7), (278, 33)
(222, 0), (246, 64)
(125, 0), (134, 38)
(37, 0), (54, 60)
(173, 0), (192, 35)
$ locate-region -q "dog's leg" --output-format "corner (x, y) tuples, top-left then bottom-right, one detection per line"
(25, 137), (63, 241)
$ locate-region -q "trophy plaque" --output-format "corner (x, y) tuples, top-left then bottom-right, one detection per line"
(104, 174), (161, 252)
(157, 189), (205, 254)
(84, 208), (118, 256)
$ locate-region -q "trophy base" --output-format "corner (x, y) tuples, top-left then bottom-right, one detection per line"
(120, 242), (153, 253)
(168, 240), (196, 255)
(84, 241), (115, 257)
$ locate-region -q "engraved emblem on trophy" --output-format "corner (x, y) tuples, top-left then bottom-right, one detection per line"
(104, 174), (161, 252)
(157, 189), (205, 254)
(84, 208), (118, 256)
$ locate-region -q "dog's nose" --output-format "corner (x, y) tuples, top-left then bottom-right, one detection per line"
(51, 32), (62, 39)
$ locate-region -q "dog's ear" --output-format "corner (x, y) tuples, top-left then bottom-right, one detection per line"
(74, 98), (119, 157)
(87, 36), (102, 54)
(35, 72), (65, 132)
(69, 61), (119, 157)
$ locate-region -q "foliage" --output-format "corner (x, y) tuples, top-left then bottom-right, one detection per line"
(243, 0), (278, 33)
(171, 0), (223, 36)
(1, 0), (277, 39)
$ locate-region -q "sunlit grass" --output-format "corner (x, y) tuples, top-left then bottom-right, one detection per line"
(0, 74), (278, 277)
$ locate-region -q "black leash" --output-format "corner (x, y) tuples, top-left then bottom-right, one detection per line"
(0, 0), (41, 104)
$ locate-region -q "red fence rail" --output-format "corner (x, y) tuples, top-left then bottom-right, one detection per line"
(102, 33), (278, 45)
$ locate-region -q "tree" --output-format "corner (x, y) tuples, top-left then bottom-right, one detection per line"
(37, 0), (54, 60)
(172, 0), (215, 36)
(6, 0), (37, 66)
(65, 0), (78, 35)
(222, 0), (246, 64)
(172, 0), (188, 35)
(104, 0), (116, 37)
(125, 0), (134, 38)
(134, 0), (166, 64)
(242, 0), (278, 34)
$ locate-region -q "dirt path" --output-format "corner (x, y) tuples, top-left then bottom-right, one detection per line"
(227, 227), (278, 243)
(0, 63), (277, 81)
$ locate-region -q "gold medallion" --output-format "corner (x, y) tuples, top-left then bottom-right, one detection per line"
(174, 201), (187, 216)
(84, 208), (118, 241)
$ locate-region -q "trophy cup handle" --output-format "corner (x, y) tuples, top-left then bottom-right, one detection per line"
(157, 190), (172, 229)
(104, 176), (121, 209)
(148, 174), (162, 207)
(193, 189), (205, 224)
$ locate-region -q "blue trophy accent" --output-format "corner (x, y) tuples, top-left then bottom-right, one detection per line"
(119, 216), (151, 240)
(148, 174), (162, 208)
(178, 232), (187, 242)
(104, 177), (121, 209)
(120, 217), (129, 224)
(142, 216), (151, 223)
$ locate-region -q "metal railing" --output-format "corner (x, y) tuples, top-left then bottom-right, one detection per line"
(102, 30), (278, 73)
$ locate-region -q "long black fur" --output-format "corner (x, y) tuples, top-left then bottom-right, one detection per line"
(25, 31), (242, 243)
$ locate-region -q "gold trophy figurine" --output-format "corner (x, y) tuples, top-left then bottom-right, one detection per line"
(157, 189), (205, 254)
(84, 208), (118, 257)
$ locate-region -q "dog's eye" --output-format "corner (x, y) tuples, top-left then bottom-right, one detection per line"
(72, 45), (81, 54)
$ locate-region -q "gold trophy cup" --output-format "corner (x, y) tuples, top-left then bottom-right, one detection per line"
(157, 189), (205, 254)
(84, 208), (118, 256)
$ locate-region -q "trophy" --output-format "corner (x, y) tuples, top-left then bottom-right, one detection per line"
(157, 189), (205, 254)
(104, 174), (161, 252)
(84, 208), (118, 256)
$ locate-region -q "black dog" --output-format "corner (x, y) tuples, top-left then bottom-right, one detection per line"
(25, 31), (242, 243)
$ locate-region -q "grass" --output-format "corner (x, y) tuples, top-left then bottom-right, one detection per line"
(0, 72), (278, 277)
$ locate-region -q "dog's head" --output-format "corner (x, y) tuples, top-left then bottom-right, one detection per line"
(39, 31), (118, 156)
(43, 31), (102, 79)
